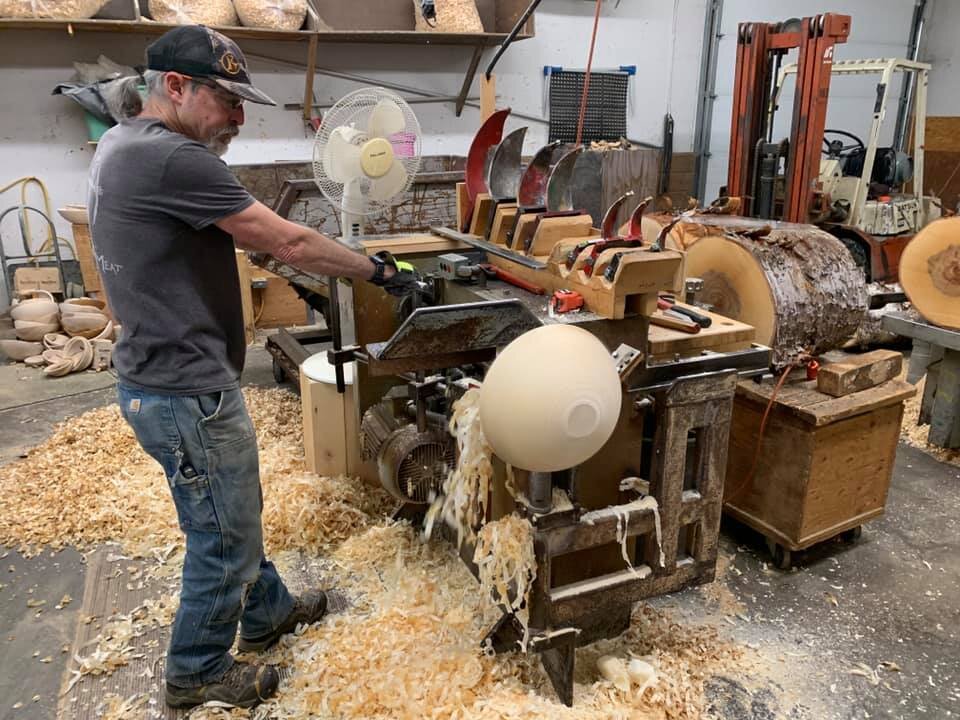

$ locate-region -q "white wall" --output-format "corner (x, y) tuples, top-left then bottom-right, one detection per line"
(703, 0), (916, 201)
(0, 0), (709, 308)
(923, 0), (960, 116)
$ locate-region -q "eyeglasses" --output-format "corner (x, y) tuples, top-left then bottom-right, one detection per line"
(185, 76), (244, 111)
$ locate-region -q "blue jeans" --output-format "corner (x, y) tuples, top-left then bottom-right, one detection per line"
(117, 384), (294, 688)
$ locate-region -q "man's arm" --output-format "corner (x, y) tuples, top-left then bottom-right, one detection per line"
(216, 200), (380, 281)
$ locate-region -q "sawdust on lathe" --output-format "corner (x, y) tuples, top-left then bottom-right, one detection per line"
(0, 387), (391, 558)
(899, 376), (960, 465)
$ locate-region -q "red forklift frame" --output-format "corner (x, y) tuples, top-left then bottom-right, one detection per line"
(727, 13), (851, 222)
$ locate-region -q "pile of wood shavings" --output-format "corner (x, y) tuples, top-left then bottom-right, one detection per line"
(899, 376), (960, 465)
(236, 521), (749, 719)
(474, 513), (537, 650)
(0, 387), (391, 559)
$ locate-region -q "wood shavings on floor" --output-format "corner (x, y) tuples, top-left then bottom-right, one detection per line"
(0, 387), (392, 560)
(247, 522), (749, 720)
(4, 386), (753, 718)
(67, 594), (178, 692)
(899, 376), (960, 465)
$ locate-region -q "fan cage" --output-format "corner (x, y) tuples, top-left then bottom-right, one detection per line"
(312, 87), (422, 216)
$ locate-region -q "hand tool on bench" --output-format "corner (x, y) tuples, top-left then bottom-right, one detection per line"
(656, 297), (712, 328)
(650, 310), (701, 333)
(483, 127), (527, 240)
(464, 108), (510, 231)
(550, 289), (584, 313)
(479, 263), (547, 295)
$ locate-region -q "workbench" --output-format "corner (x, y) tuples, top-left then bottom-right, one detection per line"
(724, 373), (915, 568)
(882, 311), (960, 449)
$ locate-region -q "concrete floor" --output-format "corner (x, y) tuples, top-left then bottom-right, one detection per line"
(0, 345), (957, 719)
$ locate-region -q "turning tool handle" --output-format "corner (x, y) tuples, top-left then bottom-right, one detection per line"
(656, 298), (712, 328)
(480, 264), (547, 295)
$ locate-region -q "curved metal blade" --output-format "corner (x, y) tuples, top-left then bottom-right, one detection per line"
(465, 109), (510, 203)
(517, 140), (562, 208)
(487, 127), (527, 202)
(601, 191), (635, 240)
(546, 146), (584, 212)
(628, 196), (653, 240)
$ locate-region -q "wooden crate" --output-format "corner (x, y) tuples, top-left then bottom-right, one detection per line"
(724, 377), (915, 553)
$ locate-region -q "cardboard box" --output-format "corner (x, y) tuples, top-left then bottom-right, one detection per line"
(13, 267), (62, 295)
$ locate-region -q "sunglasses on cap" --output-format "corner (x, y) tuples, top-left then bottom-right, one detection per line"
(184, 75), (244, 111)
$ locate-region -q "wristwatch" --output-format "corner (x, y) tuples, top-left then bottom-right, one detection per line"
(368, 254), (388, 286)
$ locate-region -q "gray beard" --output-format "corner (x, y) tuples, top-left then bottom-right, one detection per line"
(206, 129), (238, 157)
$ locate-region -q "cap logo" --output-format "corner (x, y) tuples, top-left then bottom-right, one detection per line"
(220, 52), (241, 75)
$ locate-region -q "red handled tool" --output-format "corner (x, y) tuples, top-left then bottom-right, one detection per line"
(479, 264), (547, 295)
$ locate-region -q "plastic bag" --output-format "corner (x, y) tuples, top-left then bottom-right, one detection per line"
(412, 0), (483, 33)
(0, 0), (107, 18)
(147, 0), (237, 26)
(53, 75), (144, 125)
(72, 55), (137, 85)
(235, 0), (307, 30)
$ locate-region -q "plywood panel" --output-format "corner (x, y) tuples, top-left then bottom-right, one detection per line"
(925, 117), (960, 152)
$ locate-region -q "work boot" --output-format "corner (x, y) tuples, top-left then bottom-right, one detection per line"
(238, 590), (328, 653)
(165, 660), (279, 709)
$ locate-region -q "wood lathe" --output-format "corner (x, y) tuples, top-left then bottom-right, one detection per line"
(252, 116), (775, 705)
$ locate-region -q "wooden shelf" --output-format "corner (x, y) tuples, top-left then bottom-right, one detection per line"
(1, 1), (534, 122)
(0, 17), (528, 46)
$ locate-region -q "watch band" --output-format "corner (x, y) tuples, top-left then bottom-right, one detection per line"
(369, 255), (387, 286)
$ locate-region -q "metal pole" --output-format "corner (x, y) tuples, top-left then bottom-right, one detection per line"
(893, 0), (927, 153)
(484, 0), (543, 78)
(692, 0), (724, 202)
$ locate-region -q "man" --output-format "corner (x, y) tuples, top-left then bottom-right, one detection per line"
(87, 25), (417, 710)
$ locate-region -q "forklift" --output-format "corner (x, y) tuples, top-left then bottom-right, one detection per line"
(725, 13), (938, 289)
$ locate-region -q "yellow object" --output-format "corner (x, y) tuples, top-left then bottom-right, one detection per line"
(479, 325), (622, 472)
(360, 137), (395, 178)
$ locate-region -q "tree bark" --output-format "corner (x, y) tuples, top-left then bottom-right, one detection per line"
(652, 215), (867, 367)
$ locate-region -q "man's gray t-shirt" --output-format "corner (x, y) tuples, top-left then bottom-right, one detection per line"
(87, 117), (254, 395)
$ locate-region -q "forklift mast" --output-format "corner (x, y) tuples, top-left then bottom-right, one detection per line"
(727, 13), (851, 222)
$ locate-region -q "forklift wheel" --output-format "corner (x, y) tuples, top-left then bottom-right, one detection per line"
(272, 358), (286, 384)
(841, 525), (863, 543)
(765, 538), (793, 570)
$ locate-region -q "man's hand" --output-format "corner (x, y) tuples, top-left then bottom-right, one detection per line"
(370, 251), (423, 298)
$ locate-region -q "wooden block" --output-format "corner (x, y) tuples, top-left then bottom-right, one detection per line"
(528, 215), (596, 257)
(301, 368), (360, 477)
(489, 203), (518, 245)
(468, 193), (494, 236)
(512, 212), (540, 252)
(480, 73), (496, 122)
(235, 250), (256, 345)
(361, 233), (469, 255)
(647, 304), (754, 358)
(14, 266), (61, 295)
(71, 222), (101, 293)
(817, 350), (903, 397)
(455, 182), (470, 232)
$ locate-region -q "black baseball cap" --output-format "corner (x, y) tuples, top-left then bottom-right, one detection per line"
(146, 25), (276, 106)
